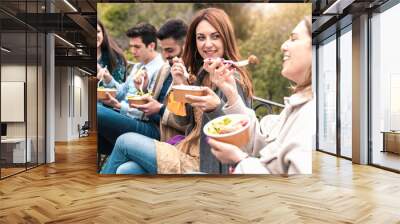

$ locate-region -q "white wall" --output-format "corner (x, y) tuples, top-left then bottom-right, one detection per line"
(1, 65), (37, 138)
(46, 33), (55, 163)
(1, 64), (46, 164)
(54, 66), (89, 141)
(55, 66), (69, 141)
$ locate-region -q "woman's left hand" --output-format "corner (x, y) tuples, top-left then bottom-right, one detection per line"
(207, 138), (248, 164)
(185, 87), (220, 112)
(102, 92), (121, 109)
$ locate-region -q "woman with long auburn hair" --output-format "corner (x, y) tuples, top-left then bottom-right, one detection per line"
(101, 8), (254, 174)
(181, 7), (253, 98)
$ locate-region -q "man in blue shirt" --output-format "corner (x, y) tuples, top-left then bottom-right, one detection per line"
(97, 20), (188, 158)
(98, 23), (164, 118)
(131, 19), (188, 128)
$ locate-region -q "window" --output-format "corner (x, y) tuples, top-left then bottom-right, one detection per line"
(339, 26), (352, 158)
(370, 3), (400, 171)
(317, 35), (337, 154)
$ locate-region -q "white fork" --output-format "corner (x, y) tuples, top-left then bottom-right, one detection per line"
(139, 75), (144, 94)
(223, 59), (250, 67)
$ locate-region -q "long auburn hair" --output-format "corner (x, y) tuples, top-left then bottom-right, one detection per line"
(182, 8), (253, 97)
(293, 16), (312, 94)
(97, 20), (127, 78)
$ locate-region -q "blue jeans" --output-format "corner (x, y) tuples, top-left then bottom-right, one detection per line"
(116, 161), (146, 174)
(97, 103), (160, 156)
(100, 132), (158, 174)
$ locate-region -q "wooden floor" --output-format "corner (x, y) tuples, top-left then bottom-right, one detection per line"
(1, 167), (26, 177)
(1, 135), (400, 223)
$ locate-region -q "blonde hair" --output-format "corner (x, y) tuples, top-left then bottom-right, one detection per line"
(293, 16), (312, 94)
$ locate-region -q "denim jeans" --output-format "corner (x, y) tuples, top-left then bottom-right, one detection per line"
(116, 161), (147, 174)
(97, 103), (160, 155)
(100, 132), (157, 174)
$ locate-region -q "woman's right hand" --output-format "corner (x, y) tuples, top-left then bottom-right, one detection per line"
(203, 58), (239, 107)
(185, 87), (221, 112)
(97, 66), (112, 84)
(171, 57), (188, 85)
(97, 63), (102, 72)
(207, 138), (248, 165)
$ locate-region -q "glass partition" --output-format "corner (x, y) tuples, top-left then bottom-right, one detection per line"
(370, 3), (400, 171)
(0, 1), (46, 179)
(317, 35), (337, 155)
(0, 7), (28, 177)
(339, 26), (352, 158)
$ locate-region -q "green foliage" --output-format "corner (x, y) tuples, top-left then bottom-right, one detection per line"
(192, 3), (255, 41)
(98, 3), (311, 107)
(98, 3), (193, 50)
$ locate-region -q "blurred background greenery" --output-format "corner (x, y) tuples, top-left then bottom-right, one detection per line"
(98, 3), (310, 107)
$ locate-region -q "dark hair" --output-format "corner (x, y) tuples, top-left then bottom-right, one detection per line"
(126, 23), (157, 50)
(97, 20), (127, 77)
(157, 19), (188, 42)
(182, 8), (253, 97)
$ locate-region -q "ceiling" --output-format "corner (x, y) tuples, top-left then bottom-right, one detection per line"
(312, 0), (390, 43)
(0, 0), (96, 74)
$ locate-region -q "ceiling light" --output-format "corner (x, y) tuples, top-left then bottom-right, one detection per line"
(54, 34), (75, 48)
(63, 0), (78, 12)
(76, 49), (85, 55)
(1, 47), (11, 53)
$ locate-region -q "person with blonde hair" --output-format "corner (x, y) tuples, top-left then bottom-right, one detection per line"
(206, 17), (314, 174)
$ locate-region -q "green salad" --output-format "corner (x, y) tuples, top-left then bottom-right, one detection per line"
(207, 117), (248, 135)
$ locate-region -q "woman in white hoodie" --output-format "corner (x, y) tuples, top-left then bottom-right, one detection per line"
(202, 17), (314, 174)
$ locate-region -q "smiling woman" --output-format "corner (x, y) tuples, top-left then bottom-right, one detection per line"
(195, 20), (224, 59)
(281, 18), (312, 93)
(101, 7), (254, 175)
(205, 17), (314, 174)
